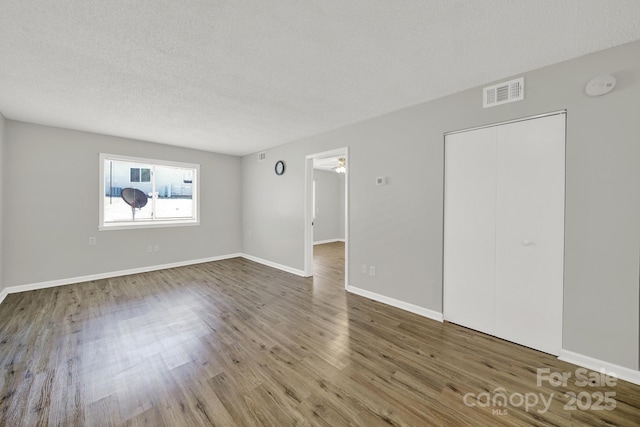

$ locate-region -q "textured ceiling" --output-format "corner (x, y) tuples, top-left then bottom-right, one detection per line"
(1, 1), (640, 156)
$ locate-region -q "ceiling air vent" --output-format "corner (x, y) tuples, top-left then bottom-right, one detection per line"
(483, 77), (524, 108)
(257, 151), (266, 161)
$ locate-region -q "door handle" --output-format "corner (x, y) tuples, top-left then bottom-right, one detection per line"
(522, 240), (533, 246)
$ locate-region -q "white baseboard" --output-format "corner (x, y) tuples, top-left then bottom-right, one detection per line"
(0, 253), (308, 306)
(0, 253), (243, 300)
(559, 349), (640, 386)
(346, 285), (444, 323)
(239, 254), (306, 277)
(314, 239), (345, 245)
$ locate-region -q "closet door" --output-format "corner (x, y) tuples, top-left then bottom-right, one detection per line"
(494, 114), (565, 355)
(443, 113), (565, 356)
(443, 126), (496, 335)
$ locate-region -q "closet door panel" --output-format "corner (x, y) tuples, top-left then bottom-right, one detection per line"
(494, 114), (565, 355)
(443, 127), (496, 334)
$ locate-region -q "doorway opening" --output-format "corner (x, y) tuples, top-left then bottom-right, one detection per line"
(304, 148), (349, 289)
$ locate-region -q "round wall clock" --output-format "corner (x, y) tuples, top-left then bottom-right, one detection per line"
(275, 160), (286, 175)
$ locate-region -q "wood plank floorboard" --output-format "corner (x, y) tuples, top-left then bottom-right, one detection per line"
(1, 242), (639, 426)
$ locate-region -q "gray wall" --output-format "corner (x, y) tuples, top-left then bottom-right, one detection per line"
(313, 169), (344, 243)
(242, 40), (640, 370)
(3, 121), (243, 287)
(0, 113), (4, 294)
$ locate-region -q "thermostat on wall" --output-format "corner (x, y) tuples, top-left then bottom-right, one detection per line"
(376, 176), (387, 186)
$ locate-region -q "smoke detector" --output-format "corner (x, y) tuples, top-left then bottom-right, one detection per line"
(585, 75), (616, 97)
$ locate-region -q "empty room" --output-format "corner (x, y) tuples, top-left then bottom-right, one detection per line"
(1, 1), (640, 426)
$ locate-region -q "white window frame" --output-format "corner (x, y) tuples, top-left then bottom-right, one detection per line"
(99, 153), (200, 230)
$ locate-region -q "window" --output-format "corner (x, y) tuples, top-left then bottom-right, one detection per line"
(130, 167), (151, 183)
(100, 154), (199, 230)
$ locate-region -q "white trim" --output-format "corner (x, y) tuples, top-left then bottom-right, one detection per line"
(100, 153), (200, 170)
(99, 219), (200, 231)
(445, 110), (567, 136)
(304, 158), (314, 277)
(240, 254), (306, 277)
(346, 285), (444, 323)
(559, 349), (640, 386)
(0, 254), (242, 299)
(313, 238), (345, 245)
(0, 253), (307, 306)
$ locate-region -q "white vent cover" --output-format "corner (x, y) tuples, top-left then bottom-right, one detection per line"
(483, 77), (524, 108)
(257, 151), (266, 161)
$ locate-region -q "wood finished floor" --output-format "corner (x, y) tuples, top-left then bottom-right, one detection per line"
(1, 242), (639, 426)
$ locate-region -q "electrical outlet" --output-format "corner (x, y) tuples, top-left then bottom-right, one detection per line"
(154, 244), (160, 252)
(147, 245), (153, 253)
(88, 236), (96, 246)
(369, 266), (376, 276)
(362, 264), (368, 274)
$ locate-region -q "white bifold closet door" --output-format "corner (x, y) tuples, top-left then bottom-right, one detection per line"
(443, 113), (565, 355)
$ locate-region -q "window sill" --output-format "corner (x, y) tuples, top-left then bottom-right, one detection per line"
(99, 219), (200, 231)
